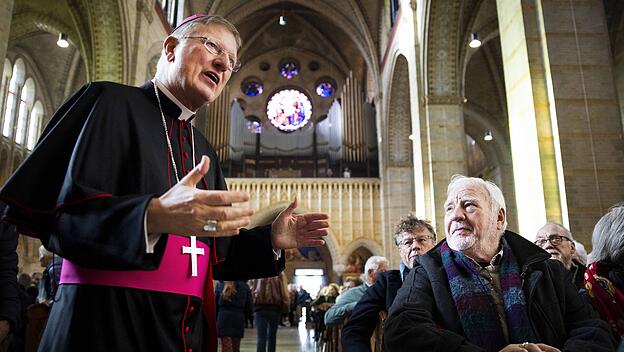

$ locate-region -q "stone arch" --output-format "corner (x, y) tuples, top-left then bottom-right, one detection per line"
(86, 0), (124, 82)
(386, 54), (412, 166)
(338, 238), (384, 267)
(9, 10), (91, 81)
(249, 201), (340, 268)
(425, 0), (461, 96)
(220, 0), (380, 97)
(463, 103), (518, 230)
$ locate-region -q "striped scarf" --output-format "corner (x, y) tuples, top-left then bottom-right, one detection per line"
(441, 239), (534, 351)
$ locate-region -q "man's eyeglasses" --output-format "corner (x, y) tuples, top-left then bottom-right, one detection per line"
(180, 36), (241, 72)
(399, 237), (432, 248)
(534, 234), (572, 247)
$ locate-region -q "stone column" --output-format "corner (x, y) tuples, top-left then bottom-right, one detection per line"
(0, 0), (14, 73)
(422, 97), (467, 236)
(497, 0), (624, 241)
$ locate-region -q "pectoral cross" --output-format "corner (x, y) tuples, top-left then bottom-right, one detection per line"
(182, 236), (204, 277)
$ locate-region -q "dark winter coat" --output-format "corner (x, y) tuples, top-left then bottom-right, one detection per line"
(384, 231), (617, 352)
(216, 281), (253, 338)
(342, 269), (403, 352)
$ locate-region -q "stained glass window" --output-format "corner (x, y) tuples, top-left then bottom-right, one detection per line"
(316, 79), (335, 97)
(279, 60), (299, 80)
(266, 89), (312, 132)
(241, 79), (263, 97)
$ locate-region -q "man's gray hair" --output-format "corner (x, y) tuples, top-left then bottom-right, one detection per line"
(589, 204), (624, 265)
(156, 15), (241, 82)
(393, 214), (437, 245)
(364, 255), (389, 274)
(447, 175), (507, 232)
(172, 15), (242, 50)
(39, 245), (52, 258)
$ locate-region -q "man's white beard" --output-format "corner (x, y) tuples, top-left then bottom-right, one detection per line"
(447, 233), (477, 252)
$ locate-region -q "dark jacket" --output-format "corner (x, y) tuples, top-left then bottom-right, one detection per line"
(569, 261), (585, 291)
(384, 231), (616, 352)
(342, 269), (403, 352)
(216, 281), (253, 338)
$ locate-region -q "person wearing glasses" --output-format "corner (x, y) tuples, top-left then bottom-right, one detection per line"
(384, 175), (615, 352)
(0, 15), (329, 352)
(341, 215), (436, 352)
(534, 223), (585, 289)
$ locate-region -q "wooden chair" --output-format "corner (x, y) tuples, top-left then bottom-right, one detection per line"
(370, 310), (387, 352)
(24, 303), (50, 352)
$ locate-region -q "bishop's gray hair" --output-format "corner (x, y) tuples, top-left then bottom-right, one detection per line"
(172, 15), (242, 50)
(589, 204), (624, 265)
(447, 175), (508, 233)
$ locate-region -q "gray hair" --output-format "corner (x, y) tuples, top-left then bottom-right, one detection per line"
(447, 175), (507, 232)
(393, 214), (437, 245)
(39, 245), (52, 259)
(588, 204), (624, 265)
(172, 15), (242, 50)
(156, 15), (241, 78)
(364, 255), (389, 274)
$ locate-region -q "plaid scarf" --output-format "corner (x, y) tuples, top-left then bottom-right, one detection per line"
(584, 261), (624, 339)
(441, 239), (535, 351)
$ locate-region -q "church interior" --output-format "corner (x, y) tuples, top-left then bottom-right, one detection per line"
(1, 0), (624, 350)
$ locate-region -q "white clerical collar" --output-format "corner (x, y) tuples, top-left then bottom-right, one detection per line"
(152, 78), (195, 121)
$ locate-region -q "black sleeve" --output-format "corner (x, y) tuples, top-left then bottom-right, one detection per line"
(46, 85), (161, 269)
(0, 204), (19, 333)
(1, 83), (161, 270)
(341, 275), (387, 352)
(212, 225), (285, 280)
(384, 264), (483, 352)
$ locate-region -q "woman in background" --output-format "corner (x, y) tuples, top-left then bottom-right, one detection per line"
(216, 281), (253, 352)
(585, 204), (624, 342)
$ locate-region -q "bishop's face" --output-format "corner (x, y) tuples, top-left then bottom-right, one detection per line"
(166, 23), (237, 110)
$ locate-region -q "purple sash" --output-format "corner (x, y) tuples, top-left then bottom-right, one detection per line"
(60, 234), (209, 298)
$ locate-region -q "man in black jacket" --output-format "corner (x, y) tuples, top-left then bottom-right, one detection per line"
(341, 215), (436, 352)
(534, 223), (584, 290)
(384, 175), (616, 352)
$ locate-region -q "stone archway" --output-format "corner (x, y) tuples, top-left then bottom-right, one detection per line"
(86, 0), (124, 82)
(249, 201), (340, 283)
(383, 54), (414, 264)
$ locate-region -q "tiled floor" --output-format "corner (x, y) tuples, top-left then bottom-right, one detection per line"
(227, 322), (318, 352)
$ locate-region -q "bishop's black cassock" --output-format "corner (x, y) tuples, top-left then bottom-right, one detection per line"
(0, 81), (284, 352)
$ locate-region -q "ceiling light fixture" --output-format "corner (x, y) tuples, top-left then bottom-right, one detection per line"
(279, 0), (286, 26)
(469, 32), (481, 48)
(57, 33), (69, 48)
(484, 130), (493, 141)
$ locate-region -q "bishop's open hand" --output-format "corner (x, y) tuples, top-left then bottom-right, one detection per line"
(146, 155), (254, 237)
(270, 197), (329, 249)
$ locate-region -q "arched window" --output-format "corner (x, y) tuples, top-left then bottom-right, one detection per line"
(15, 78), (35, 145)
(0, 59), (13, 124)
(2, 59), (25, 138)
(27, 101), (43, 149)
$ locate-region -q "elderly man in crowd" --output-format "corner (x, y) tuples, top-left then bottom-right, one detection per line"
(0, 14), (329, 352)
(535, 223), (585, 289)
(342, 214), (436, 352)
(324, 256), (389, 326)
(384, 175), (615, 352)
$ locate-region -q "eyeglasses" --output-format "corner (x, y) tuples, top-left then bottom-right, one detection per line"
(534, 234), (572, 247)
(399, 237), (432, 248)
(180, 36), (241, 72)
